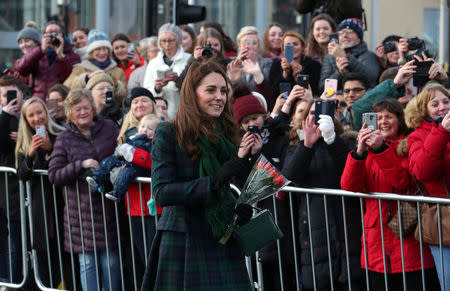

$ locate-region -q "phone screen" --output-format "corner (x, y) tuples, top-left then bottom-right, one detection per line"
(6, 90), (17, 104)
(329, 33), (339, 44)
(314, 100), (335, 125)
(279, 83), (292, 98)
(413, 61), (433, 87)
(284, 45), (294, 63)
(324, 79), (338, 96)
(297, 74), (309, 88)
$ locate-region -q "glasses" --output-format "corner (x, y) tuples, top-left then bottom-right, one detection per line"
(160, 38), (176, 44)
(343, 87), (366, 94)
(94, 86), (114, 91)
(338, 29), (354, 35)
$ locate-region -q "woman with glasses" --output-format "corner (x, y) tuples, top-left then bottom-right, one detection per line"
(143, 23), (190, 120)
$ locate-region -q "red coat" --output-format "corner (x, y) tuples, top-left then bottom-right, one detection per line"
(118, 55), (145, 82)
(125, 147), (162, 216)
(13, 45), (80, 100)
(341, 138), (435, 273)
(408, 120), (450, 198)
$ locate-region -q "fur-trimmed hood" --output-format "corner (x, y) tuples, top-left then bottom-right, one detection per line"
(405, 97), (423, 129)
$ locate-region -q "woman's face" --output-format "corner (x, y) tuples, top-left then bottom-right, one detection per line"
(290, 100), (308, 126)
(313, 20), (333, 44)
(25, 101), (48, 131)
(268, 26), (283, 51)
(18, 38), (38, 54)
(206, 37), (221, 57)
(70, 98), (94, 130)
(91, 47), (110, 63)
(181, 30), (193, 52)
(159, 32), (178, 59)
(131, 96), (154, 119)
(72, 30), (88, 48)
(147, 44), (159, 61)
(241, 115), (265, 131)
(112, 39), (128, 62)
(91, 81), (114, 111)
(283, 36), (303, 60)
(48, 91), (65, 119)
(195, 72), (227, 118)
(427, 90), (450, 120)
(377, 109), (399, 140)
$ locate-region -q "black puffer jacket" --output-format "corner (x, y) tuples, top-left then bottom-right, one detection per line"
(282, 135), (362, 291)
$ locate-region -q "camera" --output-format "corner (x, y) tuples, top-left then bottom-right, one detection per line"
(247, 126), (260, 135)
(106, 91), (113, 105)
(49, 32), (61, 47)
(383, 41), (397, 54)
(407, 37), (425, 51)
(202, 41), (214, 58)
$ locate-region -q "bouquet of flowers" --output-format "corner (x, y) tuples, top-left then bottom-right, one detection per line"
(220, 155), (290, 244)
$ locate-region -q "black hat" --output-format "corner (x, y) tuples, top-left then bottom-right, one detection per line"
(130, 87), (155, 103)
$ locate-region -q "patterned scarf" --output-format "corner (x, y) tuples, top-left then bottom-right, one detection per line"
(197, 119), (236, 238)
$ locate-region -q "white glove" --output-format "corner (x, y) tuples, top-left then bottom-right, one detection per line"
(296, 129), (304, 141)
(317, 114), (336, 144)
(117, 144), (135, 162)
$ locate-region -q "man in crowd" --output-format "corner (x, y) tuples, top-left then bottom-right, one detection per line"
(339, 72), (370, 129)
(320, 18), (380, 90)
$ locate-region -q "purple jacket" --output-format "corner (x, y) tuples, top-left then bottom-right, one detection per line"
(13, 44), (80, 100)
(48, 116), (119, 253)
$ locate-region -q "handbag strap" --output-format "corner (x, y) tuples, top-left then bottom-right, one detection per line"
(442, 176), (450, 198)
(413, 174), (450, 198)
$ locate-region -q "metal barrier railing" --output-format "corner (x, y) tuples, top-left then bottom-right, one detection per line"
(1, 167), (449, 291)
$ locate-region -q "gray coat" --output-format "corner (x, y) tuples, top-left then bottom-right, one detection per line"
(319, 41), (380, 91)
(237, 57), (274, 91)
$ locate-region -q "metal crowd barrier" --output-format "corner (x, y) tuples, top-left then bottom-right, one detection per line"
(1, 167), (449, 291)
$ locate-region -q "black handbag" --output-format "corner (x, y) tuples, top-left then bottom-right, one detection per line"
(234, 209), (283, 256)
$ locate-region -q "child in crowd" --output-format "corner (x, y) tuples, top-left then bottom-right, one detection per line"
(86, 114), (160, 201)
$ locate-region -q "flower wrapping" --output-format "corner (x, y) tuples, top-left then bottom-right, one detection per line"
(219, 154), (290, 244)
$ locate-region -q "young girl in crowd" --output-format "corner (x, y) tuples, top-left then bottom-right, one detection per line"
(86, 114), (160, 202)
(305, 13), (337, 63)
(262, 23), (284, 59)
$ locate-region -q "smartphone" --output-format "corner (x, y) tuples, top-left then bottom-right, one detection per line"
(156, 70), (166, 80)
(6, 90), (17, 104)
(244, 38), (253, 46)
(284, 45), (294, 63)
(247, 125), (260, 135)
(106, 91), (113, 104)
(36, 125), (46, 138)
(314, 100), (335, 125)
(46, 99), (58, 115)
(329, 33), (339, 44)
(362, 112), (378, 131)
(279, 83), (292, 98)
(413, 60), (433, 88)
(297, 74), (309, 88)
(127, 43), (135, 53)
(164, 68), (173, 78)
(324, 79), (338, 96)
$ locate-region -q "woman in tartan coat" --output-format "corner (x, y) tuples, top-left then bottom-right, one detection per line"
(141, 59), (261, 291)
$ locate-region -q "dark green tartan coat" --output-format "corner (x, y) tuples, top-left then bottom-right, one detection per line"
(141, 122), (252, 291)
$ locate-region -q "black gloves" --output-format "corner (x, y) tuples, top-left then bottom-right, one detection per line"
(235, 203), (253, 226)
(211, 157), (250, 192)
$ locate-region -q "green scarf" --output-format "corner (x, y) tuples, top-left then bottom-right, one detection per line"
(197, 119), (236, 239)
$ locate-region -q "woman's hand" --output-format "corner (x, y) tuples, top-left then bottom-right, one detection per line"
(237, 131), (262, 158)
(302, 115), (321, 148)
(227, 59), (243, 85)
(442, 111), (450, 132)
(193, 46), (204, 59)
(242, 59), (264, 84)
(28, 133), (52, 157)
(375, 42), (387, 68)
(290, 60), (303, 77)
(280, 57), (291, 79)
(366, 130), (384, 151)
(356, 124), (371, 156)
(250, 132), (263, 155)
(165, 72), (178, 82)
(128, 50), (141, 66)
(271, 94), (286, 116)
(81, 158), (99, 169)
(154, 78), (168, 91)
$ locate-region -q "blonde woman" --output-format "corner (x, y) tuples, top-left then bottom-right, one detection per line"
(15, 97), (64, 288)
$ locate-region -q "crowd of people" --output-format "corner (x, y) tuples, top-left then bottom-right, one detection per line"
(0, 14), (449, 291)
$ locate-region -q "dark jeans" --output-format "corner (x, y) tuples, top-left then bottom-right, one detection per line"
(368, 268), (441, 291)
(130, 216), (157, 264)
(0, 220), (23, 283)
(92, 156), (149, 201)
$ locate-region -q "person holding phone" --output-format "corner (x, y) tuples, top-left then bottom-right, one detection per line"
(0, 76), (23, 284)
(305, 13), (337, 64)
(342, 98), (439, 291)
(283, 99), (363, 291)
(46, 83), (70, 126)
(13, 21), (80, 101)
(15, 97), (66, 288)
(143, 23), (190, 120)
(268, 30), (321, 99)
(111, 33), (145, 81)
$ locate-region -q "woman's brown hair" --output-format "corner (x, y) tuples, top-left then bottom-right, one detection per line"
(173, 59), (240, 160)
(262, 23), (284, 57)
(305, 13), (337, 61)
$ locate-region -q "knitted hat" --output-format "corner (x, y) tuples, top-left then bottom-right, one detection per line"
(158, 23), (183, 45)
(251, 91), (267, 111)
(87, 29), (112, 54)
(232, 85), (266, 124)
(338, 18), (364, 41)
(17, 27), (41, 44)
(130, 87), (155, 103)
(86, 73), (114, 90)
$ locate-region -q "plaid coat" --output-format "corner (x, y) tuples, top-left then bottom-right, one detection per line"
(141, 122), (252, 291)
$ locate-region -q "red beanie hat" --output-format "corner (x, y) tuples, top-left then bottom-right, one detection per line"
(232, 85), (266, 124)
